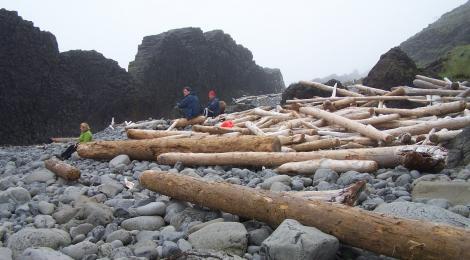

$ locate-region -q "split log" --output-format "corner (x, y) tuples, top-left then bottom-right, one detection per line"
(371, 101), (466, 117)
(298, 81), (364, 97)
(140, 171), (470, 260)
(300, 107), (394, 143)
(127, 129), (191, 139)
(291, 138), (340, 151)
(124, 119), (167, 130)
(78, 136), (281, 160)
(191, 125), (251, 135)
(45, 157), (80, 181)
(384, 116), (470, 137)
(356, 114), (401, 125)
(157, 145), (447, 170)
(275, 159), (378, 174)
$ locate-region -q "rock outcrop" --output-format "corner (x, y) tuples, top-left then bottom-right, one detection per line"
(362, 47), (419, 91)
(129, 28), (285, 118)
(0, 9), (139, 145)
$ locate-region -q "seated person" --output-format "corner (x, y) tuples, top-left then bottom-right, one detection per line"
(203, 90), (220, 117)
(60, 122), (92, 160)
(176, 86), (201, 119)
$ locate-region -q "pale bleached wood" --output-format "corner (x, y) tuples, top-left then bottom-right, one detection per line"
(371, 101), (466, 117)
(291, 138), (340, 151)
(384, 116), (470, 137)
(127, 129), (191, 139)
(298, 81), (364, 98)
(348, 84), (390, 96)
(245, 121), (266, 136)
(300, 107), (394, 143)
(45, 157), (81, 181)
(140, 171), (470, 260)
(275, 159), (378, 174)
(356, 114), (401, 125)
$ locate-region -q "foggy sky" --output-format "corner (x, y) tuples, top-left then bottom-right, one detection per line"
(0, 0), (466, 84)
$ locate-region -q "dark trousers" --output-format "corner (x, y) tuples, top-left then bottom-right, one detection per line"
(61, 144), (77, 159)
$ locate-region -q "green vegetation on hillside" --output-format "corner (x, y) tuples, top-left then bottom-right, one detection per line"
(400, 1), (470, 66)
(439, 45), (470, 81)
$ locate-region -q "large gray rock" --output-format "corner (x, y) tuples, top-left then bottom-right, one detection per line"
(260, 219), (338, 260)
(0, 247), (12, 260)
(7, 228), (71, 258)
(61, 241), (98, 259)
(313, 169), (339, 183)
(121, 216), (165, 231)
(260, 175), (292, 190)
(37, 201), (55, 215)
(33, 214), (56, 228)
(374, 201), (470, 228)
(23, 168), (55, 184)
(336, 171), (371, 186)
(412, 181), (470, 206)
(135, 202), (167, 216)
(106, 229), (132, 245)
(188, 222), (248, 256)
(109, 154), (131, 168)
(20, 247), (73, 260)
(74, 197), (114, 226)
(0, 187), (31, 205)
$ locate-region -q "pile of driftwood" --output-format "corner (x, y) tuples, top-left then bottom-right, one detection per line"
(70, 75), (470, 260)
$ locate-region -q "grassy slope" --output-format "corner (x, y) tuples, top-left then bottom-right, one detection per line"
(439, 44), (470, 80)
(400, 1), (470, 67)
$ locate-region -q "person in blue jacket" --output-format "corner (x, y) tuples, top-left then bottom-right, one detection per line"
(203, 90), (220, 117)
(176, 86), (201, 119)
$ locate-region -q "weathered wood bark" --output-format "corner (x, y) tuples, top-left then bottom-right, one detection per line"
(157, 145), (447, 170)
(140, 171), (470, 260)
(371, 101), (466, 117)
(127, 129), (192, 139)
(45, 157), (80, 181)
(323, 98), (356, 111)
(78, 136), (281, 160)
(253, 108), (291, 119)
(300, 107), (394, 143)
(275, 159), (378, 174)
(384, 116), (470, 137)
(298, 81), (364, 97)
(348, 84), (390, 95)
(356, 114), (401, 125)
(413, 79), (442, 89)
(278, 134), (306, 145)
(174, 116), (206, 128)
(291, 138), (340, 151)
(191, 125), (251, 135)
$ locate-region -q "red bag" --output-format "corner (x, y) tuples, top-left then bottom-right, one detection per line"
(220, 120), (234, 128)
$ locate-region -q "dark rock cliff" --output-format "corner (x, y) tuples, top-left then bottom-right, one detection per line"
(129, 28), (285, 118)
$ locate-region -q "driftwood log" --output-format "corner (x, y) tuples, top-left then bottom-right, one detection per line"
(275, 159), (378, 175)
(291, 138), (340, 151)
(45, 157), (80, 181)
(78, 136), (281, 160)
(157, 145), (447, 170)
(139, 171), (470, 260)
(127, 129), (192, 139)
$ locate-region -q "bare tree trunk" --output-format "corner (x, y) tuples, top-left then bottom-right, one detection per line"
(127, 129), (192, 139)
(275, 159), (378, 174)
(300, 107), (394, 143)
(139, 171), (470, 260)
(45, 157), (80, 181)
(356, 114), (401, 125)
(191, 125), (251, 135)
(371, 101), (466, 117)
(384, 116), (470, 136)
(157, 145), (447, 170)
(361, 87), (406, 107)
(78, 136), (281, 160)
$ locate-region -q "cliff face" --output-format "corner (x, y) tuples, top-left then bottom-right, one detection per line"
(129, 28), (285, 118)
(0, 9), (138, 145)
(400, 1), (470, 66)
(362, 47), (419, 91)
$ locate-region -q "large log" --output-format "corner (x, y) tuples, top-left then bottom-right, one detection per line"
(191, 125), (251, 135)
(124, 119), (167, 130)
(157, 145), (447, 170)
(360, 87), (406, 107)
(174, 116), (206, 128)
(275, 159), (378, 174)
(78, 136), (281, 160)
(300, 107), (394, 143)
(49, 137), (78, 143)
(384, 116), (470, 137)
(139, 171), (470, 260)
(298, 81), (364, 97)
(371, 101), (466, 117)
(127, 129), (192, 139)
(356, 114), (401, 125)
(291, 138), (340, 151)
(45, 157), (80, 181)
(397, 87), (463, 96)
(348, 84), (390, 95)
